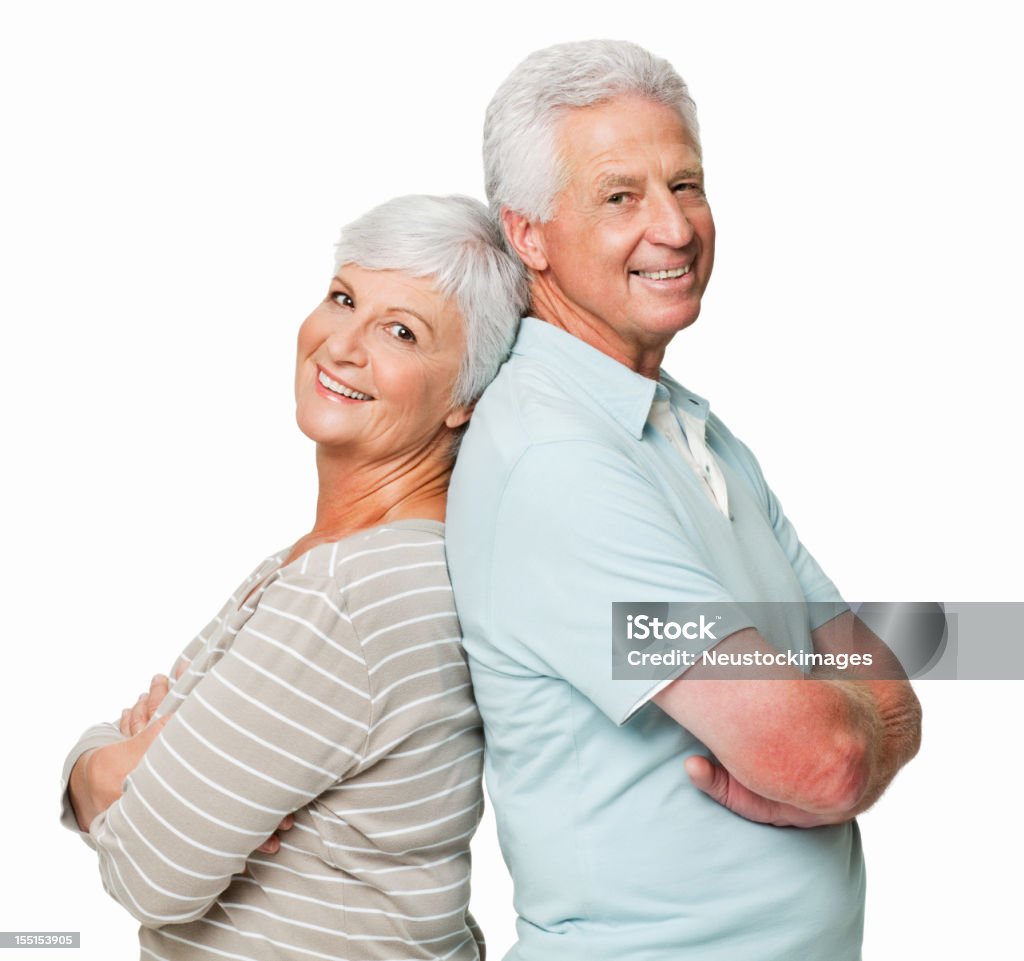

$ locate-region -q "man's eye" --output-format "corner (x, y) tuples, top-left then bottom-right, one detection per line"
(386, 323), (416, 343)
(673, 182), (704, 195)
(332, 291), (354, 308)
(607, 193), (627, 205)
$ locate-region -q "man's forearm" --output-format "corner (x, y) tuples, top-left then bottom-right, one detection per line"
(660, 620), (923, 827)
(682, 678), (920, 828)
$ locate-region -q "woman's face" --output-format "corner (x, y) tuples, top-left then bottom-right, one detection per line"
(295, 265), (471, 461)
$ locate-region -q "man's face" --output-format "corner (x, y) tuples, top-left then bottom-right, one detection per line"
(527, 95), (715, 368)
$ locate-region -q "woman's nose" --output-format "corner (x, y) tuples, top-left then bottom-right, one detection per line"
(325, 319), (368, 366)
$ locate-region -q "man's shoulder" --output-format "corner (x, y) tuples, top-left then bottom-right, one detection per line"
(448, 353), (637, 560)
(462, 350), (624, 464)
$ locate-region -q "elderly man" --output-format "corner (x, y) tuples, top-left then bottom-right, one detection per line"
(446, 40), (921, 961)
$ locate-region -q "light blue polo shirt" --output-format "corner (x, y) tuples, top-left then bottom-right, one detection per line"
(446, 318), (864, 961)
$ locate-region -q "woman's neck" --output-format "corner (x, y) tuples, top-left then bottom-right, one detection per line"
(284, 443), (454, 566)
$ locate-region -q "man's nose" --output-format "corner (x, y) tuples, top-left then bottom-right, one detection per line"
(645, 190), (694, 248)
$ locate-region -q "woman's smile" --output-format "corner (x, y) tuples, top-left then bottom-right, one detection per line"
(315, 368), (374, 401)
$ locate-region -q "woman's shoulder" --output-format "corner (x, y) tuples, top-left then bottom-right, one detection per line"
(272, 516), (452, 598)
(276, 521), (458, 668)
(262, 521), (456, 658)
(278, 520), (448, 585)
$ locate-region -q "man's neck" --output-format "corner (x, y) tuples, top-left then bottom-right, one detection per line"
(528, 274), (666, 380)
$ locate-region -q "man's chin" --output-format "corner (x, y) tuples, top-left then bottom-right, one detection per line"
(633, 306), (702, 342)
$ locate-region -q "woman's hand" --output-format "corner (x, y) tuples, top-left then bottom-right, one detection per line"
(76, 669), (294, 851)
(255, 814), (294, 854)
(120, 673), (171, 736)
(69, 714), (171, 831)
(70, 672), (175, 831)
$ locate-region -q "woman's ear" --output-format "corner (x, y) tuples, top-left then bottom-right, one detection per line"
(445, 403), (474, 430)
(501, 208), (549, 272)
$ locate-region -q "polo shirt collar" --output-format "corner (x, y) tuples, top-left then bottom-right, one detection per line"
(512, 317), (657, 438)
(658, 370), (711, 423)
(512, 317), (712, 438)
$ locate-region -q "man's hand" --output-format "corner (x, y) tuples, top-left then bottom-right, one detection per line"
(684, 755), (847, 828)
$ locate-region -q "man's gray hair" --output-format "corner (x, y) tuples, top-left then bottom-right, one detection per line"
(484, 39), (700, 224)
(334, 194), (526, 407)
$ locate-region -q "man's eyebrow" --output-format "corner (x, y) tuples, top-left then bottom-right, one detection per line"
(593, 168), (704, 194)
(670, 167), (704, 181)
(594, 173), (645, 193)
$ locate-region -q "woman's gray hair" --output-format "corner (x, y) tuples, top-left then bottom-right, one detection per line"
(484, 39), (701, 224)
(334, 194), (527, 408)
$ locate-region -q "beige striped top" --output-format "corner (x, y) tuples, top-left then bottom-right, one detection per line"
(61, 520), (485, 960)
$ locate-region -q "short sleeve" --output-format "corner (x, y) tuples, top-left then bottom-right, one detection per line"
(486, 442), (755, 724)
(721, 432), (846, 622)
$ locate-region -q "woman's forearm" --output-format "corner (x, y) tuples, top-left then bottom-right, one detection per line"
(60, 721), (122, 837)
(68, 749), (106, 831)
(70, 574), (370, 928)
(67, 715), (171, 832)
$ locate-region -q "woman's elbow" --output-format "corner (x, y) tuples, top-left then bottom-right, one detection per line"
(138, 898), (216, 930)
(101, 873), (219, 930)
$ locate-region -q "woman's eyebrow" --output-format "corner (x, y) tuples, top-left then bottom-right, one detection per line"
(390, 306), (433, 332)
(333, 269), (434, 332)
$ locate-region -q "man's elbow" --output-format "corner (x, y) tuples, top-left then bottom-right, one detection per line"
(890, 683), (923, 766)
(791, 727), (875, 817)
(801, 684), (922, 818)
(729, 728), (870, 818)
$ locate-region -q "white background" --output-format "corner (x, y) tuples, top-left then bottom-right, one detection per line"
(2, 1), (1021, 958)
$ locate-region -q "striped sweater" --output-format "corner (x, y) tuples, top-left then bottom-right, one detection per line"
(61, 520), (485, 960)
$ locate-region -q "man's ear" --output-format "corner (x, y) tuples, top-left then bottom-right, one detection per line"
(501, 207), (549, 272)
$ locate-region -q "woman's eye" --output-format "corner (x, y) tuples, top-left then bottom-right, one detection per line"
(332, 291), (354, 308)
(386, 323), (416, 343)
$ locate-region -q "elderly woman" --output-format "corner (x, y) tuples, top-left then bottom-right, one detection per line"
(60, 194), (525, 961)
